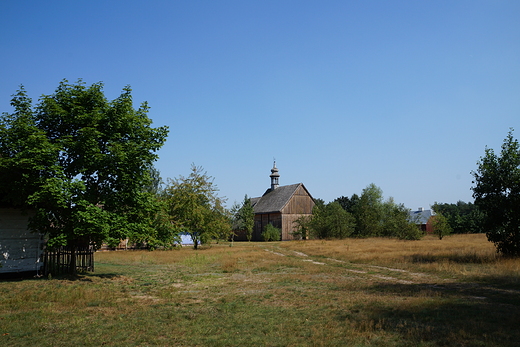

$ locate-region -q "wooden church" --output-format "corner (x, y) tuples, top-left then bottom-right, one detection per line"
(249, 163), (315, 241)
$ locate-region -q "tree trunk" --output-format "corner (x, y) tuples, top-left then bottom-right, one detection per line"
(69, 246), (77, 275)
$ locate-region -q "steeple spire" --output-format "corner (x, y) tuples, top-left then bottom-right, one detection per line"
(270, 161), (280, 190)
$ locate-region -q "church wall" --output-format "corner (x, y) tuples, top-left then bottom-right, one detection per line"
(280, 186), (314, 215)
(253, 212), (282, 241)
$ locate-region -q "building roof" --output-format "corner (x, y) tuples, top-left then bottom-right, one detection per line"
(251, 183), (303, 214)
(408, 208), (434, 225)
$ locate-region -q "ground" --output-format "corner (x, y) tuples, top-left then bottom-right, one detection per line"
(1, 234), (519, 346)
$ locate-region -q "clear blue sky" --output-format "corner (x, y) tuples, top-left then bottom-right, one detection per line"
(1, 1), (519, 210)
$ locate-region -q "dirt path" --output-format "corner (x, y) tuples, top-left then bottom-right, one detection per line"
(262, 246), (429, 285)
(261, 245), (520, 305)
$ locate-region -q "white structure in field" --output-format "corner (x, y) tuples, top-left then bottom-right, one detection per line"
(0, 209), (44, 274)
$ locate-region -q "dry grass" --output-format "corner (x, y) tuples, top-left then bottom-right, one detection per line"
(281, 234), (520, 282)
(1, 235), (520, 346)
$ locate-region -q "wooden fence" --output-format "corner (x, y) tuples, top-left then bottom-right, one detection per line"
(43, 246), (94, 275)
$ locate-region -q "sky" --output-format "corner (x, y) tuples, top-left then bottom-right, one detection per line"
(1, 1), (519, 210)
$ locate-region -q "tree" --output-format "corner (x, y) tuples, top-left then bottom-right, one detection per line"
(355, 184), (384, 237)
(233, 195), (255, 241)
(0, 81), (169, 272)
(0, 87), (56, 207)
(432, 201), (483, 234)
(141, 166), (180, 249)
(381, 199), (424, 240)
(472, 129), (520, 256)
(163, 165), (230, 249)
(431, 213), (452, 240)
(333, 186), (423, 240)
(309, 201), (355, 239)
(334, 194), (360, 214)
(292, 215), (312, 240)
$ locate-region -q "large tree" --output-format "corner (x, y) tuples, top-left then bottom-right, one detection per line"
(163, 165), (230, 249)
(0, 80), (169, 270)
(472, 129), (520, 256)
(355, 183), (384, 237)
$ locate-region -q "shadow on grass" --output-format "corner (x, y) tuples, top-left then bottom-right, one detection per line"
(337, 281), (520, 346)
(370, 281), (520, 306)
(0, 271), (121, 282)
(406, 252), (499, 264)
(0, 271), (42, 282)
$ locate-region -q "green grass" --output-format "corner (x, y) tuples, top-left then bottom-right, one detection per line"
(1, 235), (520, 346)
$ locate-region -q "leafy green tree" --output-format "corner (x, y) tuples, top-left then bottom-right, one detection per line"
(292, 215), (312, 240)
(0, 87), (56, 207)
(355, 184), (384, 237)
(333, 186), (422, 240)
(0, 81), (168, 272)
(233, 195), (255, 241)
(472, 129), (520, 256)
(208, 199), (233, 243)
(431, 213), (452, 240)
(432, 201), (483, 234)
(310, 201), (355, 239)
(334, 194), (360, 214)
(163, 165), (230, 249)
(381, 199), (424, 240)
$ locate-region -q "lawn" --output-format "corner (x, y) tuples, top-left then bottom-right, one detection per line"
(1, 234), (519, 346)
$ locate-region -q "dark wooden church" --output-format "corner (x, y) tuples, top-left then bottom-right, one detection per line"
(249, 163), (315, 241)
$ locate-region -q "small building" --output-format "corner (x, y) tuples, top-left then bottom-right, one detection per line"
(249, 163), (315, 241)
(409, 207), (435, 233)
(0, 208), (44, 274)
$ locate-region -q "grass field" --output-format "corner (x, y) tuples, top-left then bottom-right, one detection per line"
(1, 234), (520, 346)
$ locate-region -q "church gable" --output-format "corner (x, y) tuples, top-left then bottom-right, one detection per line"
(280, 184), (314, 215)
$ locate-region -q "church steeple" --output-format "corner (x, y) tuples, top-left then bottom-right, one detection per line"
(270, 161), (280, 190)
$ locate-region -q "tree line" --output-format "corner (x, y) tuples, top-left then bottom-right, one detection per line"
(293, 183), (424, 241)
(1, 80), (519, 268)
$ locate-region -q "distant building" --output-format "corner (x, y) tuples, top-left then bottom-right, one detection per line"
(248, 163), (315, 241)
(409, 207), (435, 233)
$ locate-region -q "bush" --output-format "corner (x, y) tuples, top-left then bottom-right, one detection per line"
(262, 224), (281, 241)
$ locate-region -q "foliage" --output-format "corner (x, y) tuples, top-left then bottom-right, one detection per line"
(163, 165), (231, 249)
(432, 201), (483, 234)
(292, 215), (312, 240)
(431, 213), (452, 240)
(472, 129), (520, 256)
(334, 193), (360, 214)
(354, 184), (384, 237)
(261, 223), (281, 241)
(331, 184), (423, 240)
(232, 195), (255, 241)
(0, 87), (56, 207)
(382, 199), (424, 240)
(0, 81), (168, 271)
(309, 201), (355, 239)
(352, 184), (421, 239)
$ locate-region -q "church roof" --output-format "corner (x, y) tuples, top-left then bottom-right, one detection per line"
(251, 183), (303, 214)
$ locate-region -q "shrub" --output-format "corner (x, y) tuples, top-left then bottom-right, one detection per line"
(261, 224), (281, 242)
